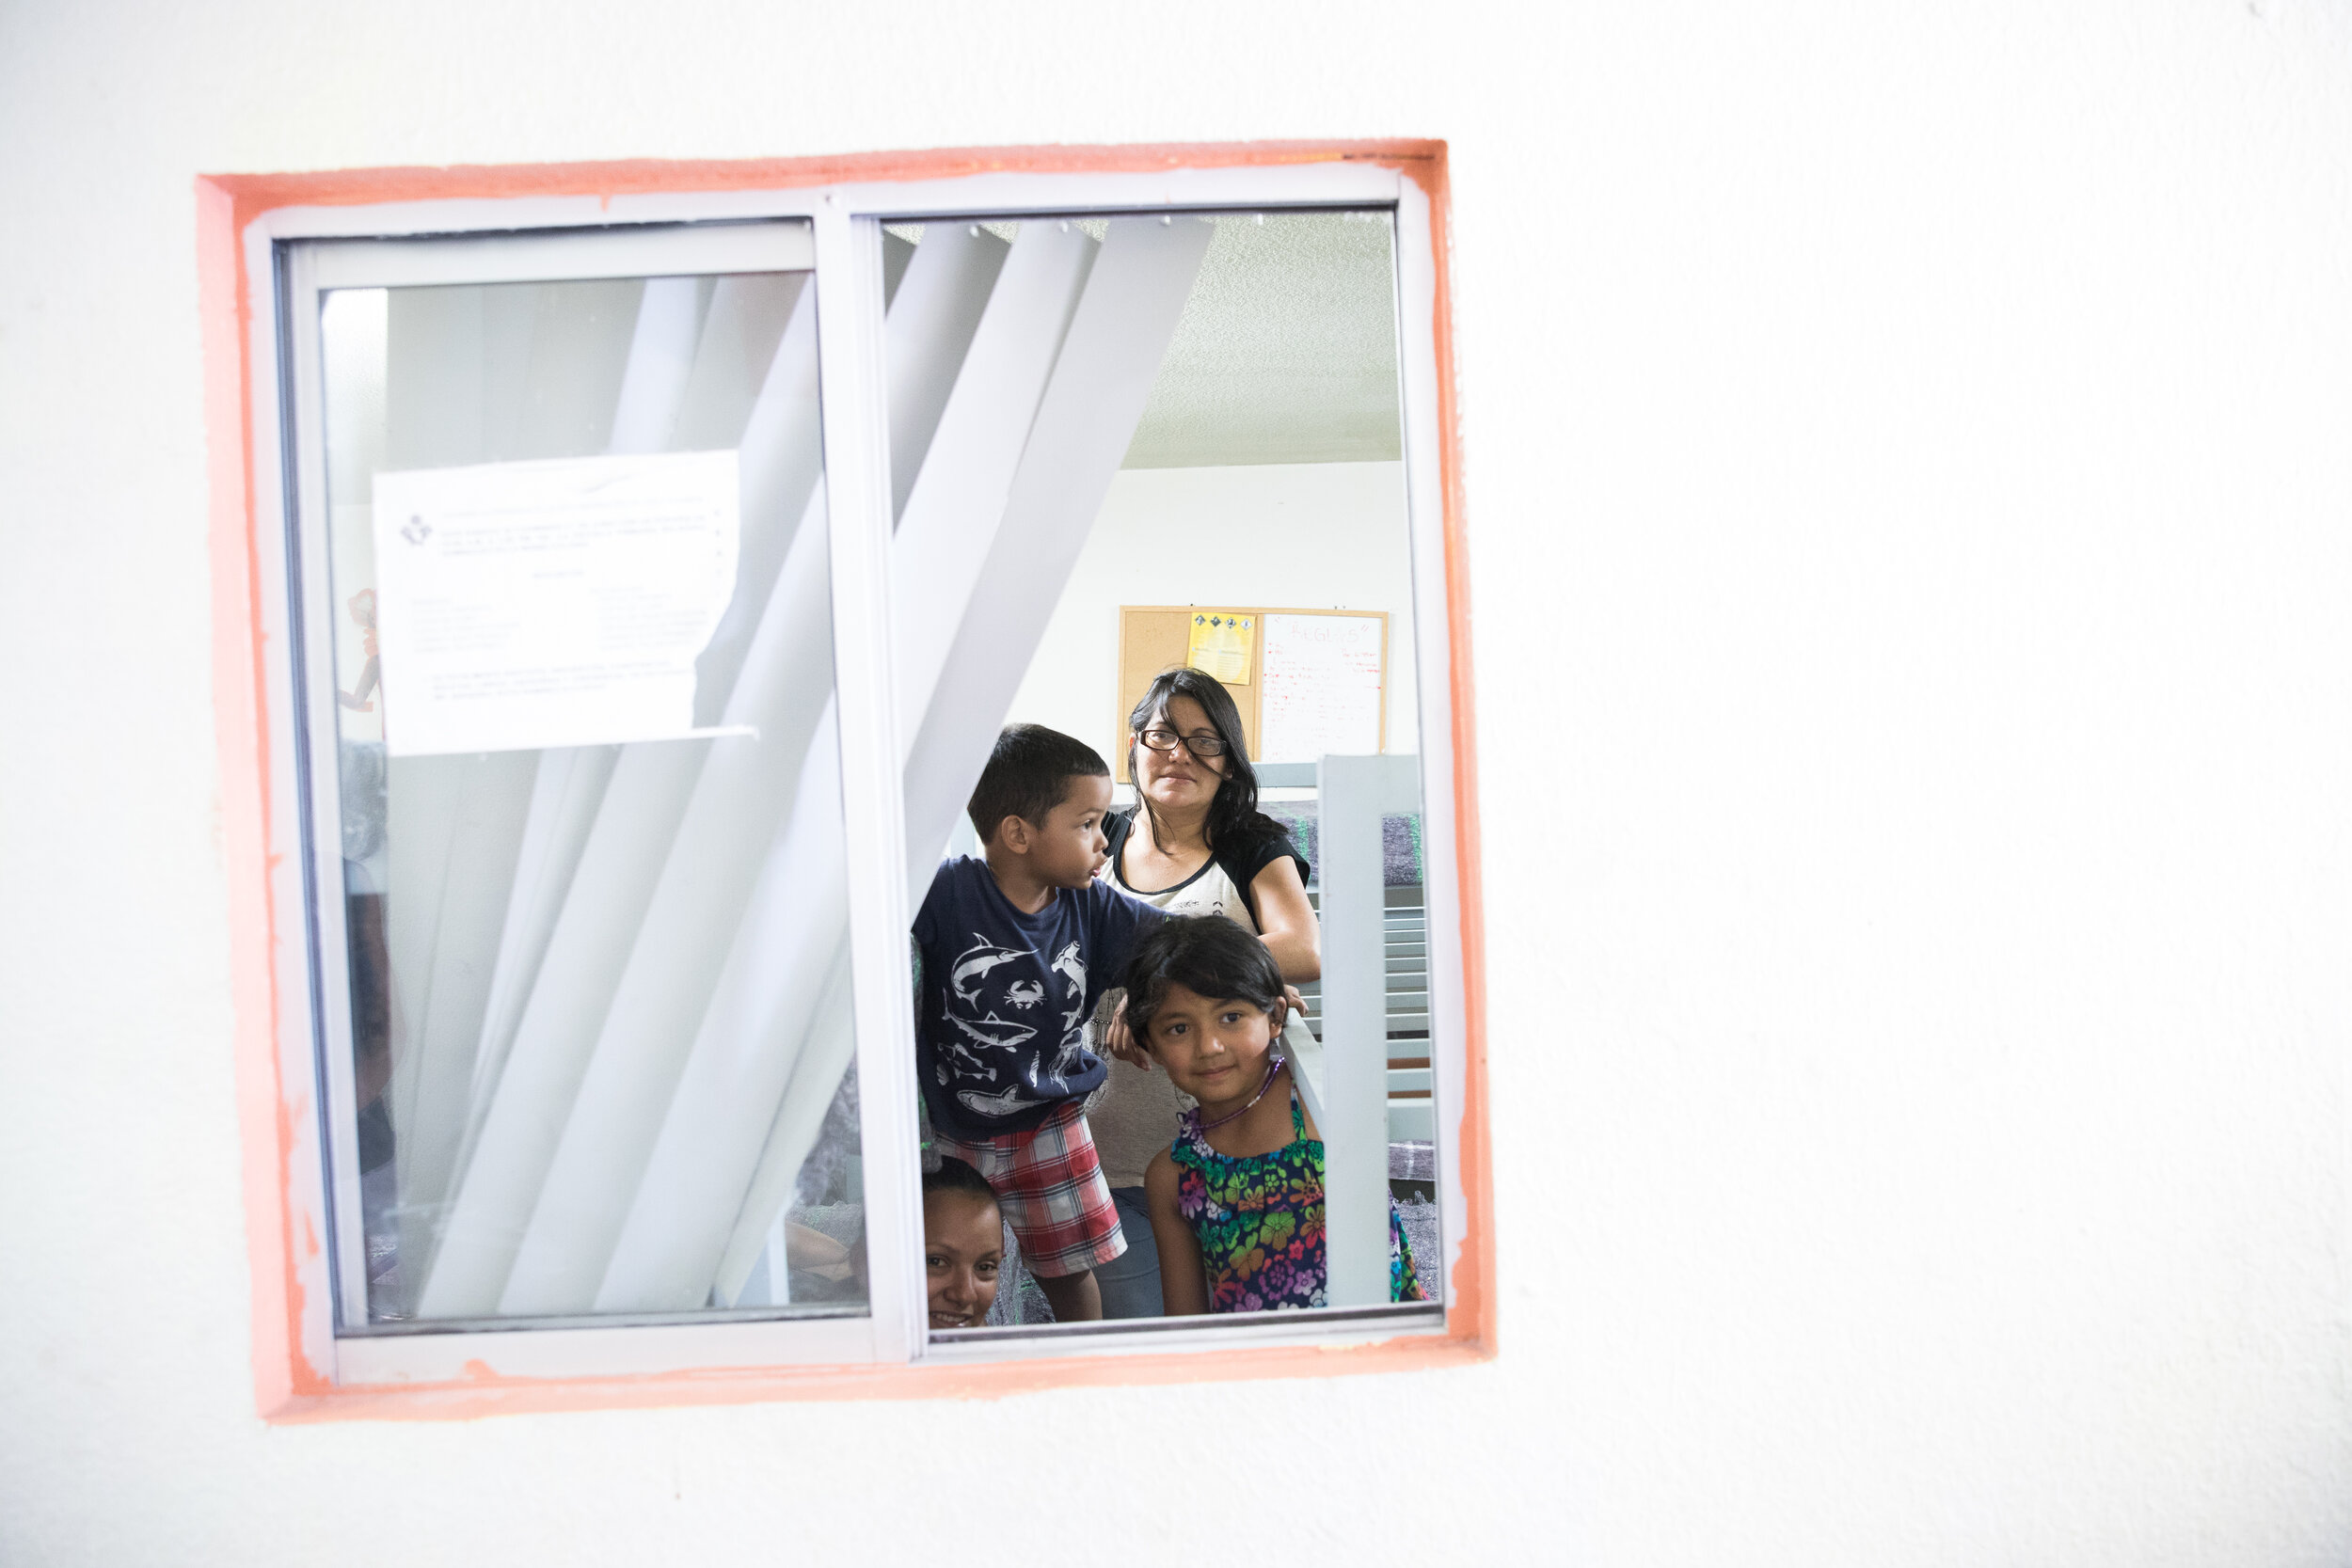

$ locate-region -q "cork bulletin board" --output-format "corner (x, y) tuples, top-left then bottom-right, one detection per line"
(1114, 605), (1389, 780)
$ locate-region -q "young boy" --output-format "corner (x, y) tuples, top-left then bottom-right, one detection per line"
(912, 724), (1161, 1322)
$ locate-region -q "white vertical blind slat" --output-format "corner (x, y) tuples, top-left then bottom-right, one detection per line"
(890, 223), (1098, 742)
(596, 723), (851, 1310)
(883, 224), (1011, 520)
(899, 215), (1216, 902)
(497, 488), (835, 1314)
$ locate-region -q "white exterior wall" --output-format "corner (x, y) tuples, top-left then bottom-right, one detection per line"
(1008, 460), (1417, 760)
(6, 2), (2352, 1563)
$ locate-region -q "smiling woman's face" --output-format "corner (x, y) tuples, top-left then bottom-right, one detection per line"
(1133, 693), (1230, 817)
(923, 1188), (1003, 1329)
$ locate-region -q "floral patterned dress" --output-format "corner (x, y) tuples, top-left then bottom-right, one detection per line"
(1171, 1088), (1424, 1313)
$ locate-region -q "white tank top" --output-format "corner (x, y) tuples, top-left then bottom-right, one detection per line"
(1117, 849), (1256, 927)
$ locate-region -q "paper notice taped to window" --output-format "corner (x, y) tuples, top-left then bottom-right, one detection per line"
(1185, 610), (1255, 686)
(372, 451), (739, 757)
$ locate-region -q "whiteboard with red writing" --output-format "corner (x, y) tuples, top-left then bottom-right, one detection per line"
(1258, 611), (1388, 764)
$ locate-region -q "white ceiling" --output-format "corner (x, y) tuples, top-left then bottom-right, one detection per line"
(1121, 212), (1405, 469)
(888, 212), (1404, 469)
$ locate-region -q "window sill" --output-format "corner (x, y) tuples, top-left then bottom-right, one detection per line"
(266, 1308), (1482, 1423)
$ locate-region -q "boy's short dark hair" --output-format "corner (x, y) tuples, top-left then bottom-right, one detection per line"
(966, 724), (1109, 841)
(1120, 914), (1287, 1041)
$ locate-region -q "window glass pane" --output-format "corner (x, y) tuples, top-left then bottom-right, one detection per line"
(880, 211), (1436, 1333)
(312, 254), (866, 1328)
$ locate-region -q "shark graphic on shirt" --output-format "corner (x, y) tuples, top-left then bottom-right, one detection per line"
(1051, 941), (1088, 1039)
(928, 918), (1106, 1121)
(947, 1010), (1036, 1053)
(950, 938), (1026, 1006)
(956, 1080), (1046, 1120)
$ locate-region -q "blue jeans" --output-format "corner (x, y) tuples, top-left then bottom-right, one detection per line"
(1095, 1186), (1165, 1319)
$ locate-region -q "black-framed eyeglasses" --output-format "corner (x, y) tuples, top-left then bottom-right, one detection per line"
(1136, 726), (1228, 759)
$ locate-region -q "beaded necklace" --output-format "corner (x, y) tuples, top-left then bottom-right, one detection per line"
(1195, 1051), (1287, 1133)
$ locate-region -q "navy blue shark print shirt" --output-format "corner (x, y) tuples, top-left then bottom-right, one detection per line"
(913, 856), (1163, 1140)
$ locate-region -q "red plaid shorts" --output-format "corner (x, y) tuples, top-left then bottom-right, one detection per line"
(931, 1100), (1126, 1279)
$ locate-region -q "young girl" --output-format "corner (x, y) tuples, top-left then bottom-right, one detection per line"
(1130, 916), (1422, 1314)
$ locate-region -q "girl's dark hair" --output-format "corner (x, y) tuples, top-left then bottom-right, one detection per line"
(1120, 915), (1286, 1041)
(1125, 668), (1282, 851)
(923, 1155), (999, 1208)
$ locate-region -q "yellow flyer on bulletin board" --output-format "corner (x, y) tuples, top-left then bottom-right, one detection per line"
(1186, 610), (1255, 686)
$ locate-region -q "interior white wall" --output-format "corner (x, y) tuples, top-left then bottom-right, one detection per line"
(6, 2), (2352, 1564)
(1007, 460), (1416, 762)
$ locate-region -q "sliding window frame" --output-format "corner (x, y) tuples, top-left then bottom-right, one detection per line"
(210, 144), (1486, 1418)
(263, 211), (916, 1384)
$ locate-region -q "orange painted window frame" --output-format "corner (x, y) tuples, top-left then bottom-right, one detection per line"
(199, 140), (1492, 1420)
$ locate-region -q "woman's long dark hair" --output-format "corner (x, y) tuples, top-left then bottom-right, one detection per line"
(1125, 667), (1281, 852)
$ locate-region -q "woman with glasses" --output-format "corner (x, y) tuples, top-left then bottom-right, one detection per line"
(1084, 667), (1321, 1318)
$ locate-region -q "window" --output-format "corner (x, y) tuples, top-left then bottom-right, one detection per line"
(204, 145), (1486, 1413)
